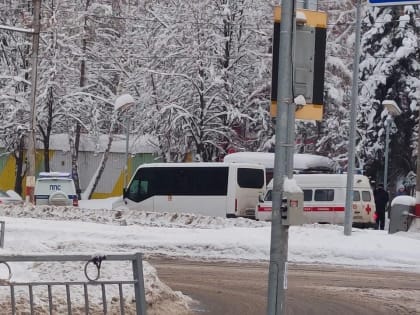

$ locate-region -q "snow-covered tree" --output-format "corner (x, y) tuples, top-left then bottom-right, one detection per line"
(139, 0), (273, 161)
(358, 4), (419, 187)
(0, 2), (33, 193)
(1, 0), (418, 197)
(308, 0), (356, 168)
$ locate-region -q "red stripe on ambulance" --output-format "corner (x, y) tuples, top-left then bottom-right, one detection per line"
(304, 206), (345, 212)
(257, 205), (272, 212)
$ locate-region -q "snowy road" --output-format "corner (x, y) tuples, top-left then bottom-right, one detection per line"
(151, 258), (420, 315)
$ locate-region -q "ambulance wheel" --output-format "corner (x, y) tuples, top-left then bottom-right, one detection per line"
(226, 214), (236, 219)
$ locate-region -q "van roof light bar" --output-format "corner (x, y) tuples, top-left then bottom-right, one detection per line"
(38, 172), (72, 178)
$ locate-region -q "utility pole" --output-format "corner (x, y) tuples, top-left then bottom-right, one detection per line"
(26, 0), (41, 203)
(343, 0), (361, 236)
(416, 118), (420, 217)
(267, 0), (294, 314)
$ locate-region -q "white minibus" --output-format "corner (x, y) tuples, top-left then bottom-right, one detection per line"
(113, 162), (266, 218)
(256, 174), (376, 227)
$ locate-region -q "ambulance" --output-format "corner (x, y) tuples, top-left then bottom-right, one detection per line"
(256, 174), (376, 227)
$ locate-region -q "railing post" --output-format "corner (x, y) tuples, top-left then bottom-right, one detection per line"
(132, 253), (147, 315)
(0, 221), (5, 248)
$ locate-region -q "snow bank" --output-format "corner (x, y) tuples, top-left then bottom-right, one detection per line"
(391, 195), (415, 207)
(1, 201), (420, 313)
(1, 204), (420, 272)
(0, 204), (268, 229)
(0, 259), (192, 315)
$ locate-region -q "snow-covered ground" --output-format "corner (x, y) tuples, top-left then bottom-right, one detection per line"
(0, 198), (420, 313)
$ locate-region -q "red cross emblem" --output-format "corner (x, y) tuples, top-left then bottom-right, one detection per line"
(365, 204), (372, 215)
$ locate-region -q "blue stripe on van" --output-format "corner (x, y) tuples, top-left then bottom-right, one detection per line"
(35, 195), (76, 200)
(35, 195), (49, 200)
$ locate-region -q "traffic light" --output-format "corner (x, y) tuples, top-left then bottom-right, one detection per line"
(270, 7), (327, 120)
(280, 198), (288, 221)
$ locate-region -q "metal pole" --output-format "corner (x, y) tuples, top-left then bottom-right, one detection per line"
(26, 0), (41, 203)
(132, 253), (147, 315)
(384, 116), (391, 190)
(287, 100), (296, 178)
(344, 0), (362, 236)
(267, 1), (294, 314)
(124, 115), (129, 190)
(416, 116), (420, 217)
(0, 221), (5, 248)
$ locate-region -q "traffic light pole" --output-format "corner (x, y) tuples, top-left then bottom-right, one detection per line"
(267, 0), (294, 314)
(344, 0), (361, 236)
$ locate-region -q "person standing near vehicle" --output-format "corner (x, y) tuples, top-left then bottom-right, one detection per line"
(396, 185), (407, 196)
(374, 184), (389, 230)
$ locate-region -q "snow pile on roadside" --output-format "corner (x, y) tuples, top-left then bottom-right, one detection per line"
(289, 224), (420, 270)
(145, 263), (194, 315)
(408, 218), (420, 233)
(0, 204), (267, 229)
(4, 199), (420, 312)
(0, 204), (197, 314)
(0, 259), (192, 315)
(2, 202), (420, 272)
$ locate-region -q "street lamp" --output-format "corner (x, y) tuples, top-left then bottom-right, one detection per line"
(382, 100), (401, 191)
(114, 94), (135, 191)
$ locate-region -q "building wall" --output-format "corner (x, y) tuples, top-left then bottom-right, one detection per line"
(0, 150), (161, 199)
(0, 151), (16, 191)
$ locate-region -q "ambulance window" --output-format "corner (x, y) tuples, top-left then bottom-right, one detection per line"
(264, 190), (272, 201)
(353, 191), (360, 201)
(303, 189), (312, 201)
(362, 191), (372, 201)
(314, 189), (334, 201)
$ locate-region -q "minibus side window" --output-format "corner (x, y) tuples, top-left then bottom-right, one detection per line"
(362, 191), (372, 201)
(353, 191), (360, 201)
(193, 167), (228, 195)
(303, 189), (312, 201)
(314, 189), (334, 201)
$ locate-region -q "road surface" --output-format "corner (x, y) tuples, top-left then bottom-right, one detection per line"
(150, 258), (420, 315)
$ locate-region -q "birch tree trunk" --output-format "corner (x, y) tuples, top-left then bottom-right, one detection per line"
(70, 0), (90, 199)
(86, 119), (115, 199)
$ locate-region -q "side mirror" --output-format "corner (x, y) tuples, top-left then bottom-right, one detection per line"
(76, 188), (82, 194)
(123, 188), (127, 198)
(259, 194), (264, 202)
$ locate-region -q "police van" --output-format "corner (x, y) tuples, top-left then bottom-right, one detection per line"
(34, 172), (79, 206)
(256, 174), (376, 227)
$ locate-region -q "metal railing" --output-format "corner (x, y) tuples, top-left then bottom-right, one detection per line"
(0, 253), (147, 315)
